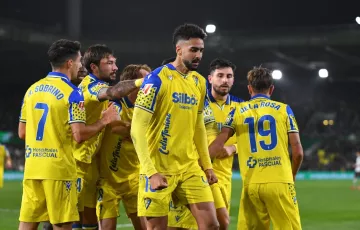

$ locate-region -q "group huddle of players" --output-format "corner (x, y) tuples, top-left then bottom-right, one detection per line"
(17, 23), (304, 230)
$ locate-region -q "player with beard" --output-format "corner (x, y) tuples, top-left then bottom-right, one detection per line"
(72, 44), (144, 230)
(131, 24), (219, 230)
(168, 58), (244, 230)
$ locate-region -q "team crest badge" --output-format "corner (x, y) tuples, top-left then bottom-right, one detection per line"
(144, 198), (152, 209)
(142, 84), (153, 95)
(168, 75), (173, 80)
(192, 75), (199, 86)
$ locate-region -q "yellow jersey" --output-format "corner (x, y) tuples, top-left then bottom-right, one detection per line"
(98, 97), (140, 183)
(224, 94), (298, 185)
(19, 72), (86, 180)
(74, 74), (109, 163)
(134, 63), (207, 175)
(204, 90), (243, 184)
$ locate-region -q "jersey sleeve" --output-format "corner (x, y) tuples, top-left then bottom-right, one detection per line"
(134, 73), (163, 113)
(286, 105), (299, 133)
(68, 89), (86, 124)
(19, 97), (27, 123)
(223, 108), (238, 134)
(87, 81), (109, 101)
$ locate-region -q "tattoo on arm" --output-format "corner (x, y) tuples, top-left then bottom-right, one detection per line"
(97, 80), (138, 101)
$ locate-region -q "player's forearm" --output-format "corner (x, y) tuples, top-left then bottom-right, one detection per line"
(72, 120), (106, 144)
(111, 125), (130, 137)
(194, 114), (213, 170)
(101, 79), (143, 101)
(131, 108), (158, 177)
(290, 137), (304, 180)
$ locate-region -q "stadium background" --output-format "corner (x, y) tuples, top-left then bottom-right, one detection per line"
(1, 0), (360, 229)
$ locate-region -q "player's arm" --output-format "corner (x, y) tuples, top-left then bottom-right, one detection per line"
(97, 78), (144, 102)
(286, 105), (304, 181)
(111, 122), (131, 136)
(131, 73), (168, 190)
(18, 96), (27, 140)
(68, 91), (119, 143)
(209, 108), (237, 157)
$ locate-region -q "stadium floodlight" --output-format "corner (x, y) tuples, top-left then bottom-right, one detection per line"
(356, 17), (360, 25)
(205, 24), (216, 33)
(272, 70), (282, 80)
(318, 68), (328, 78)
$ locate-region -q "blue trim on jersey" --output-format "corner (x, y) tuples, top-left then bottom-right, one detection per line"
(224, 108), (236, 127)
(166, 63), (176, 70)
(250, 94), (270, 100)
(286, 105), (297, 131)
(229, 94), (245, 103)
(88, 73), (103, 82)
(139, 68), (163, 112)
(207, 88), (244, 105)
(111, 100), (122, 113)
(68, 89), (85, 122)
(47, 72), (70, 82)
(122, 96), (134, 108)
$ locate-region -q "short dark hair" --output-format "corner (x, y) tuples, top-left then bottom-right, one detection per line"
(247, 67), (274, 93)
(172, 23), (207, 46)
(161, 57), (176, 65)
(47, 39), (81, 68)
(83, 44), (114, 73)
(209, 58), (236, 74)
(120, 64), (151, 81)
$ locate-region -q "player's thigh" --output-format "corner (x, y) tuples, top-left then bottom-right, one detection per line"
(237, 184), (270, 230)
(168, 202), (197, 229)
(43, 180), (79, 225)
(176, 170), (214, 204)
(122, 177), (140, 216)
(137, 174), (176, 217)
(19, 179), (48, 223)
(262, 183), (301, 230)
(75, 160), (90, 213)
(97, 181), (120, 220)
(128, 213), (147, 230)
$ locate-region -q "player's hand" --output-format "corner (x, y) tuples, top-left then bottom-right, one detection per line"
(5, 159), (12, 169)
(149, 173), (168, 190)
(218, 145), (236, 159)
(205, 169), (218, 185)
(101, 103), (120, 125)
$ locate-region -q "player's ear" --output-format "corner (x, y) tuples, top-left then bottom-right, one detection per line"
(247, 85), (252, 95)
(208, 75), (213, 84)
(90, 63), (97, 73)
(269, 85), (275, 95)
(66, 59), (73, 69)
(175, 45), (182, 56)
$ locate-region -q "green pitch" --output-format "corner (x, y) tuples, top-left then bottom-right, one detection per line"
(1, 180), (359, 229)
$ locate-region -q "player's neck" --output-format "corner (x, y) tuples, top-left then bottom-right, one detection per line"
(212, 88), (228, 101)
(52, 68), (70, 80)
(171, 58), (190, 75)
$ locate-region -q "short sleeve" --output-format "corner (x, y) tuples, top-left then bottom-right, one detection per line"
(203, 99), (215, 125)
(68, 89), (86, 124)
(286, 105), (299, 133)
(87, 81), (109, 102)
(19, 98), (27, 123)
(134, 73), (163, 113)
(223, 108), (238, 133)
(19, 89), (31, 123)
